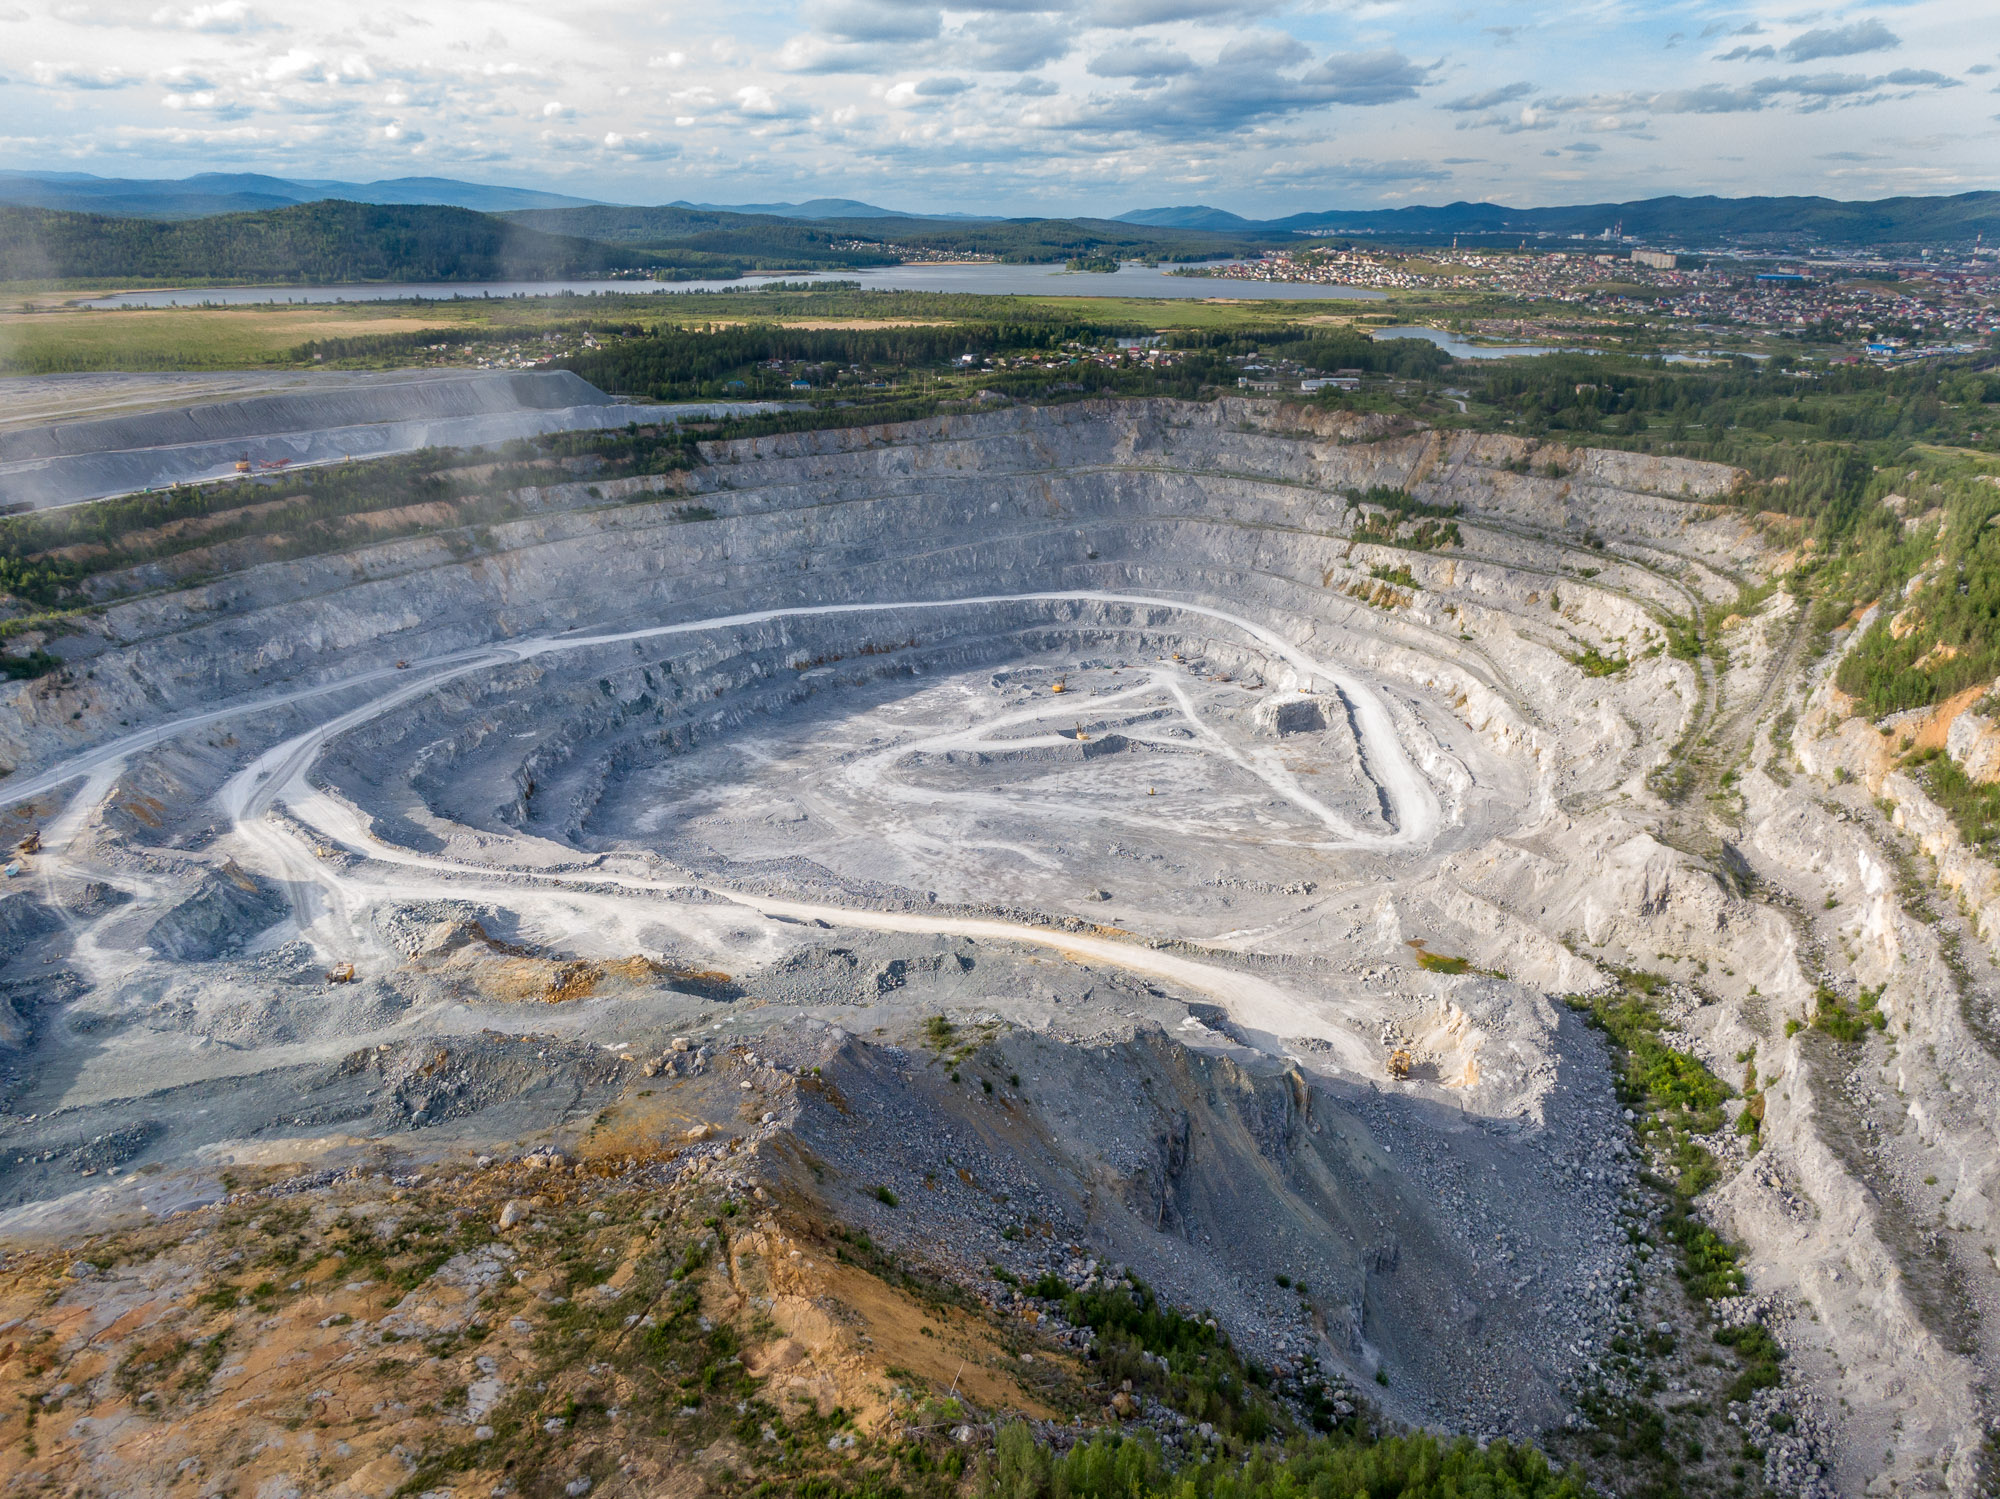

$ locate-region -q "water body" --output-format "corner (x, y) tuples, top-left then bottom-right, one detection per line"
(1372, 325), (1731, 364)
(1370, 325), (1561, 359)
(81, 261), (1387, 309)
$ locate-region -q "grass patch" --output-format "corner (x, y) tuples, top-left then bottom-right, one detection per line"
(1810, 983), (1888, 1041)
(1031, 1273), (1277, 1442)
(1568, 646), (1630, 678)
(1903, 745), (2000, 853)
(1713, 1323), (1784, 1403)
(1568, 976), (1741, 1294)
(1413, 950), (1472, 975)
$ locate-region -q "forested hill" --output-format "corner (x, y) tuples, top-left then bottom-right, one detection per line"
(1126, 191), (2000, 245)
(505, 205), (1255, 265)
(0, 200), (678, 284)
(501, 205), (903, 269)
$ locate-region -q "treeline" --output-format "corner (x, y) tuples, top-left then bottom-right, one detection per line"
(549, 316), (1466, 405)
(506, 206), (1256, 265)
(988, 1423), (1588, 1499)
(775, 215), (1249, 265)
(1826, 465), (2000, 715)
(1166, 327), (1452, 380)
(555, 320), (1155, 399)
(1478, 354), (1993, 447)
(288, 322), (649, 364)
(1424, 343), (2000, 724)
(0, 424), (702, 620)
(0, 201), (679, 284)
(504, 206), (903, 271)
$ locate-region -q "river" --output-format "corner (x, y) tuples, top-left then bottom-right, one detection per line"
(80, 261), (1388, 309)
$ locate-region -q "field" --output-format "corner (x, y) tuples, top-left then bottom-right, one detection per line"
(0, 301), (471, 373)
(0, 285), (1401, 375)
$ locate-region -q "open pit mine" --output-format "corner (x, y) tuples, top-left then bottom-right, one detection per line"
(0, 396), (1993, 1499)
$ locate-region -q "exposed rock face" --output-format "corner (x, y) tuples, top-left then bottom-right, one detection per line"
(0, 398), (1990, 1497)
(143, 860), (289, 961)
(0, 369), (759, 509)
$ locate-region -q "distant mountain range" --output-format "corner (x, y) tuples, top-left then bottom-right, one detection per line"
(1, 170), (1994, 251)
(0, 200), (674, 284)
(668, 198), (997, 222)
(1114, 206), (1258, 231)
(0, 173), (996, 224)
(0, 199), (1247, 284)
(1117, 193), (2000, 245)
(0, 171), (601, 220)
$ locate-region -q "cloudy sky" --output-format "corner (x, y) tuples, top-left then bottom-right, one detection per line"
(1, 0), (1994, 215)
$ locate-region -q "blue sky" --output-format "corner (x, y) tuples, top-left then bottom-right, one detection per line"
(0, 0), (1994, 215)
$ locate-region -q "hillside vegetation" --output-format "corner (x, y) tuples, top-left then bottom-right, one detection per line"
(507, 206), (1258, 265)
(0, 200), (1267, 288)
(1255, 190), (2000, 245)
(0, 201), (673, 285)
(552, 319), (1448, 402)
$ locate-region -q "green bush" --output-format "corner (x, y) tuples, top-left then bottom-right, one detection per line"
(1810, 984), (1886, 1042)
(989, 1422), (1589, 1499)
(1568, 647), (1630, 678)
(1714, 1323), (1784, 1402)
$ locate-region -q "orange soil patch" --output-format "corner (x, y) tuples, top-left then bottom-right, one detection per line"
(1909, 682), (1990, 755)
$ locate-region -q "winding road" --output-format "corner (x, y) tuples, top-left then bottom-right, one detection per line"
(15, 590), (1459, 1082)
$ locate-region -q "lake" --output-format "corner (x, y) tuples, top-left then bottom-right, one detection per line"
(80, 262), (1388, 309)
(1370, 326), (1560, 359)
(1372, 325), (1730, 363)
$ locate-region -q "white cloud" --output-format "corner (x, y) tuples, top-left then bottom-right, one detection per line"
(0, 0), (1981, 217)
(1783, 19), (1899, 62)
(1062, 40), (1435, 137)
(156, 67), (218, 91)
(953, 15), (1073, 71)
(805, 0), (938, 43)
(1439, 82), (1533, 112)
(149, 0), (279, 33)
(604, 129), (677, 157)
(30, 60), (137, 88)
(1086, 42), (1196, 80)
(734, 83), (807, 116)
(1330, 156), (1451, 185)
(1088, 0), (1279, 24)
